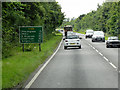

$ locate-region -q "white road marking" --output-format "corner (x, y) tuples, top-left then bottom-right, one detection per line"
(109, 62), (117, 69)
(103, 56), (109, 62)
(25, 39), (63, 88)
(95, 49), (99, 53)
(92, 47), (95, 49)
(99, 52), (103, 56)
(88, 43), (118, 72)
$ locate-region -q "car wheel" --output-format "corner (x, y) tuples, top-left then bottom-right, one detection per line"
(102, 40), (105, 42)
(119, 45), (120, 48)
(79, 46), (81, 49)
(92, 40), (94, 42)
(64, 46), (67, 49)
(106, 45), (109, 48)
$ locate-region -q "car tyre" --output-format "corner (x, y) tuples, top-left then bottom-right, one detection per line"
(106, 45), (109, 48)
(79, 46), (81, 49)
(64, 46), (67, 49)
(92, 40), (94, 42)
(102, 39), (105, 42)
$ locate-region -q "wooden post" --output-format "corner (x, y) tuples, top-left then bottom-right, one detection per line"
(39, 43), (41, 51)
(23, 44), (24, 52)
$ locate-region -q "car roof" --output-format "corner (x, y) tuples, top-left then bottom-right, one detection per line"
(108, 36), (118, 39)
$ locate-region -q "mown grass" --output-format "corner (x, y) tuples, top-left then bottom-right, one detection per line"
(2, 35), (62, 89)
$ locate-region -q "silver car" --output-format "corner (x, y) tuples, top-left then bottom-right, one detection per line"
(64, 35), (81, 49)
(92, 31), (105, 42)
(106, 36), (120, 48)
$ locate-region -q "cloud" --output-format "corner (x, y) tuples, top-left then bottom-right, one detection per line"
(56, 0), (105, 18)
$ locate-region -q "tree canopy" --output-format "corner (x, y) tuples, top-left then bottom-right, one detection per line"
(60, 2), (119, 37)
(2, 2), (64, 58)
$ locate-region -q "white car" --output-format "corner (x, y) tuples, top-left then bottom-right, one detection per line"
(64, 35), (81, 49)
(92, 31), (105, 42)
(85, 30), (94, 38)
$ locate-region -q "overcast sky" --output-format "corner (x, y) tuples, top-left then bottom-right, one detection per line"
(56, 0), (106, 19)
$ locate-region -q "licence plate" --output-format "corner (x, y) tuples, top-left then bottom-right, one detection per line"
(70, 43), (75, 45)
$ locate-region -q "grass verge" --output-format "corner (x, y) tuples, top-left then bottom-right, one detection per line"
(2, 35), (62, 89)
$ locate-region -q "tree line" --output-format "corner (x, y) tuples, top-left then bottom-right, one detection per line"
(60, 2), (120, 37)
(2, 2), (64, 58)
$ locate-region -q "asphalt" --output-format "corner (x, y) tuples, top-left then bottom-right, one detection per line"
(28, 34), (118, 88)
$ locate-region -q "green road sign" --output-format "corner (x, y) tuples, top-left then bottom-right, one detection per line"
(19, 26), (43, 43)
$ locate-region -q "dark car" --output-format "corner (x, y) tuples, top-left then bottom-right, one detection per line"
(106, 36), (120, 48)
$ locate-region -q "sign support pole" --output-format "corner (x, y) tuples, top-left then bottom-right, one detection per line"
(39, 43), (41, 51)
(23, 44), (24, 52)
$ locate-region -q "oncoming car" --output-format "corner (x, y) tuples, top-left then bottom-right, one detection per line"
(92, 31), (105, 42)
(64, 35), (81, 49)
(106, 36), (120, 48)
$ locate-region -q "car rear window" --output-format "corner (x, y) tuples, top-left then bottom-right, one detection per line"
(108, 37), (118, 40)
(67, 35), (79, 39)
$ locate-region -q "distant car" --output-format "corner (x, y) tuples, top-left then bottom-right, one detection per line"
(85, 30), (94, 38)
(92, 31), (105, 42)
(67, 31), (74, 36)
(106, 36), (120, 48)
(64, 35), (81, 49)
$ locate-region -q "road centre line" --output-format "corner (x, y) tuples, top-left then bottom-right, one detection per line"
(99, 52), (103, 56)
(88, 43), (118, 71)
(109, 62), (117, 69)
(103, 56), (109, 62)
(95, 49), (99, 53)
(92, 47), (95, 49)
(25, 39), (63, 88)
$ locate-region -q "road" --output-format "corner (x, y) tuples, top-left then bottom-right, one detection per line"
(25, 34), (118, 88)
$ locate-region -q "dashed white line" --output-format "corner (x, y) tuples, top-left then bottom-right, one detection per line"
(103, 56), (109, 62)
(88, 43), (118, 72)
(95, 49), (99, 53)
(99, 52), (103, 56)
(109, 62), (117, 69)
(92, 47), (95, 49)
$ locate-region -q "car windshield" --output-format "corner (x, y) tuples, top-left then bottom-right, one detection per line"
(94, 32), (104, 35)
(108, 37), (118, 40)
(67, 35), (79, 39)
(86, 30), (93, 33)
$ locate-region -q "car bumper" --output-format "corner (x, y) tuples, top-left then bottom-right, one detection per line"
(92, 38), (105, 41)
(107, 43), (120, 47)
(64, 43), (81, 47)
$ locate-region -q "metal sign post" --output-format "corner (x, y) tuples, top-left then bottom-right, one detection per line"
(23, 44), (24, 52)
(39, 43), (41, 51)
(19, 26), (43, 52)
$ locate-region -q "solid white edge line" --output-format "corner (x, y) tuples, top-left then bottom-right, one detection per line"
(109, 62), (117, 69)
(25, 39), (63, 88)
